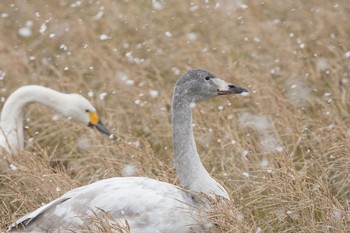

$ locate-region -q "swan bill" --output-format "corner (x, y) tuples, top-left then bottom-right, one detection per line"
(218, 85), (248, 95)
(88, 112), (99, 125)
(88, 120), (112, 136)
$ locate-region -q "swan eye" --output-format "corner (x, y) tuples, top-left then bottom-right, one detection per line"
(205, 76), (211, 81)
(85, 109), (90, 113)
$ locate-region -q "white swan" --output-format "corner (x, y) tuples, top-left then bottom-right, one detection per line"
(0, 85), (111, 154)
(10, 70), (247, 233)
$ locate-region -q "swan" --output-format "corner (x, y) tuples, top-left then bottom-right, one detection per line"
(0, 85), (111, 154)
(9, 70), (247, 233)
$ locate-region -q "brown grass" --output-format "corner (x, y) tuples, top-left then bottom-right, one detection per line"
(1, 0), (350, 232)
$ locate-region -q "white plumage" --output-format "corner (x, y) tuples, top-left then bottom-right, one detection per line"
(15, 177), (205, 233)
(0, 85), (111, 154)
(10, 70), (248, 232)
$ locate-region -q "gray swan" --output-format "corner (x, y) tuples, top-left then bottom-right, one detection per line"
(10, 70), (247, 233)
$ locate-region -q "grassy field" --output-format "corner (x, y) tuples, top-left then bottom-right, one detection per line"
(1, 0), (350, 232)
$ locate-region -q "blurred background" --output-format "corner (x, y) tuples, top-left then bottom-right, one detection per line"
(1, 0), (350, 231)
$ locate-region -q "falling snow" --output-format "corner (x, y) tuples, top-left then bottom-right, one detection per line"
(88, 90), (94, 97)
(93, 7), (105, 20)
(152, 0), (164, 10)
(270, 66), (281, 74)
(27, 138), (34, 147)
(39, 22), (47, 34)
(241, 91), (249, 97)
(76, 136), (91, 151)
(331, 209), (343, 221)
(259, 159), (269, 167)
(70, 1), (82, 8)
(126, 79), (134, 85)
(171, 67), (181, 75)
(122, 164), (137, 177)
(125, 52), (144, 64)
(99, 34), (109, 41)
(18, 26), (32, 38)
(1, 2), (348, 230)
(59, 44), (68, 51)
(187, 32), (197, 41)
(1, 12), (9, 18)
(189, 5), (199, 11)
(165, 31), (172, 37)
(99, 92), (108, 100)
(239, 113), (270, 131)
(52, 114), (61, 121)
(346, 129), (350, 138)
(286, 210), (300, 220)
(286, 82), (310, 106)
(117, 72), (135, 86)
(10, 164), (17, 171)
(214, 2), (220, 9)
(239, 113), (283, 152)
(299, 43), (306, 49)
(0, 70), (6, 80)
(235, 0), (248, 9)
(253, 37), (261, 43)
(149, 90), (159, 97)
(242, 150), (249, 159)
(260, 135), (284, 152)
(316, 58), (328, 71)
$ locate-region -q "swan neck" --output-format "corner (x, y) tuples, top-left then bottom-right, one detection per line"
(172, 97), (213, 193)
(0, 86), (65, 153)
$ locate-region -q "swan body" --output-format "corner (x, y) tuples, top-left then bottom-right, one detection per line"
(0, 85), (111, 154)
(13, 177), (204, 233)
(10, 70), (247, 232)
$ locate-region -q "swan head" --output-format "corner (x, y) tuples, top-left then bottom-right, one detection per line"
(174, 69), (248, 103)
(60, 94), (112, 136)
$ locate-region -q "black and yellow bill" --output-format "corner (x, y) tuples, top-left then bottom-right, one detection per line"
(88, 112), (112, 136)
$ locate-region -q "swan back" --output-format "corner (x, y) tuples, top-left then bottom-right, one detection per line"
(12, 177), (204, 233)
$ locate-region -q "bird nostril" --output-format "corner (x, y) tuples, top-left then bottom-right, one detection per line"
(217, 89), (219, 91)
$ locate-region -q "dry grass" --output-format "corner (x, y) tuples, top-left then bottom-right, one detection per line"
(78, 209), (131, 233)
(1, 0), (350, 232)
